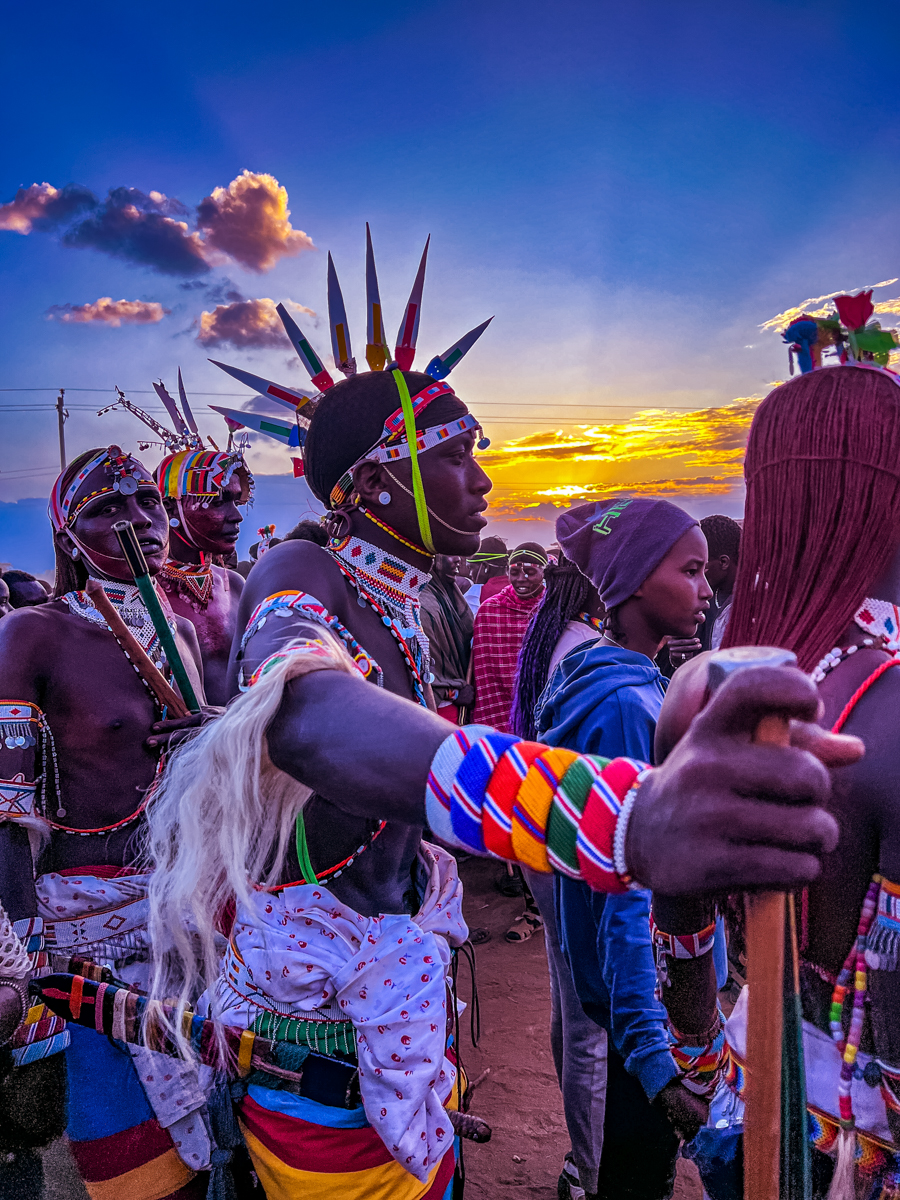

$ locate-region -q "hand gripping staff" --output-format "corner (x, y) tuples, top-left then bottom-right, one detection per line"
(707, 647), (810, 1200)
(112, 520), (201, 713)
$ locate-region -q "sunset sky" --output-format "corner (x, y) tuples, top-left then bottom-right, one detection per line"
(3, 1), (900, 566)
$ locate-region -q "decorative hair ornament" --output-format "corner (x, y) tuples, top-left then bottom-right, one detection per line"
(782, 290), (900, 375)
(257, 525), (277, 556)
(327, 252), (357, 378)
(508, 548), (549, 567)
(155, 449), (253, 505)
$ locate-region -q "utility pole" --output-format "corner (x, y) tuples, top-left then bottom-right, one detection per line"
(56, 389), (67, 471)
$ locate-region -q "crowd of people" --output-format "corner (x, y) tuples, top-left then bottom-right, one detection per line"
(0, 322), (896, 1200)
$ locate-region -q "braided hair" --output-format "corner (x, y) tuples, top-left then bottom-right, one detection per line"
(509, 557), (592, 740)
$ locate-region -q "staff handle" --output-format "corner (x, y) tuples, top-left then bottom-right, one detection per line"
(112, 521), (201, 713)
(85, 580), (190, 719)
(744, 712), (789, 1200)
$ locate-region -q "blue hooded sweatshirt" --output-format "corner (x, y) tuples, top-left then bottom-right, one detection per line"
(535, 641), (678, 1102)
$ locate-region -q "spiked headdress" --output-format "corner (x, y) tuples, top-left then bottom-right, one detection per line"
(209, 227), (493, 553)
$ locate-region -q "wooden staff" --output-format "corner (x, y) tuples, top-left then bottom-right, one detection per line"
(707, 647), (798, 1200)
(86, 579), (190, 718)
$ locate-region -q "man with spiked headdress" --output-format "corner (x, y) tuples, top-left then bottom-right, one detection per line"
(0, 446), (214, 1198)
(132, 235), (863, 1200)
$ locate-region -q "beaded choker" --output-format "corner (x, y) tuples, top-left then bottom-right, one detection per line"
(159, 559), (214, 610)
(811, 596), (900, 682)
(63, 582), (165, 665)
(326, 533), (432, 706)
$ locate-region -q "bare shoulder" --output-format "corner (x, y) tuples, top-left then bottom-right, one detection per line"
(0, 603), (71, 691)
(223, 567), (245, 598)
(241, 540), (343, 614)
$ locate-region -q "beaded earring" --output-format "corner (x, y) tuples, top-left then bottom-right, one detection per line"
(71, 547), (80, 560)
(169, 517), (180, 527)
(378, 491), (392, 505)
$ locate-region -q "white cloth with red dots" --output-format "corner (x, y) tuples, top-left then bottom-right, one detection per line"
(212, 841), (469, 1181)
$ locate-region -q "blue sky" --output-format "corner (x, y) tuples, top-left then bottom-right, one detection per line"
(3, 0), (900, 569)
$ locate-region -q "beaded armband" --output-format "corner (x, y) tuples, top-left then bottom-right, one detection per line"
(865, 877), (900, 971)
(0, 701), (49, 823)
(425, 724), (645, 892)
(668, 1011), (727, 1099)
(238, 591), (382, 691)
(650, 916), (717, 961)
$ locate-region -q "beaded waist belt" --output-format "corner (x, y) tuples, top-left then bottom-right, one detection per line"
(251, 1008), (357, 1059)
(43, 896), (148, 951)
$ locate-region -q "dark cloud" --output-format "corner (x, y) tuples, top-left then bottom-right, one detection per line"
(62, 187), (209, 276)
(0, 182), (95, 233)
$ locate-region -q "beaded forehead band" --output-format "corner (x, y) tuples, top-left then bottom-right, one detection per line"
(155, 448), (253, 505)
(48, 449), (151, 533)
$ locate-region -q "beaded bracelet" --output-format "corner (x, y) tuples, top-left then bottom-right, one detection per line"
(612, 768), (652, 889)
(668, 1010), (727, 1099)
(650, 916), (718, 960)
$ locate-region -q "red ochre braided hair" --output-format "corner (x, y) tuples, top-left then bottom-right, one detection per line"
(722, 365), (900, 673)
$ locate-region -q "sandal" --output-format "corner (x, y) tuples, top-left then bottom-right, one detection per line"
(494, 866), (525, 898)
(504, 908), (543, 943)
(468, 928), (492, 946)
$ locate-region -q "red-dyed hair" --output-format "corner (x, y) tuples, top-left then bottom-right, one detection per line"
(722, 366), (900, 672)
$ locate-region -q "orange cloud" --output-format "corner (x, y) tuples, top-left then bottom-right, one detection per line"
(197, 297), (315, 349)
(196, 171), (314, 272)
(479, 398), (759, 518)
(46, 297), (170, 326)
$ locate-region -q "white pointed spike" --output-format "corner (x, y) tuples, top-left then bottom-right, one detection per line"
(176, 368), (199, 435)
(394, 235), (430, 370)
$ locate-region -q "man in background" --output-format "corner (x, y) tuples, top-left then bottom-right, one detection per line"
(698, 514), (741, 651)
(0, 576), (10, 618)
(472, 542), (547, 731)
(421, 554), (475, 723)
(465, 535), (509, 611)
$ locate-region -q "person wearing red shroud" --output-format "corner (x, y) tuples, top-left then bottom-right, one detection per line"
(471, 542), (547, 731)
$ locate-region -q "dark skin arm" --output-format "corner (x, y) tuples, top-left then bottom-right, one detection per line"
(266, 662), (855, 890)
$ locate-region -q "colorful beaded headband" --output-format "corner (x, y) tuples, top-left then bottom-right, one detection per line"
(328, 379), (486, 511)
(48, 449), (150, 533)
(155, 448), (253, 505)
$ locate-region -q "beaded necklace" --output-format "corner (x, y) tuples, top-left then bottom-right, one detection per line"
(159, 558), (214, 610)
(359, 507), (428, 557)
(265, 819), (388, 892)
(326, 533), (432, 707)
(810, 596), (900, 682)
(63, 582), (165, 668)
(576, 612), (603, 632)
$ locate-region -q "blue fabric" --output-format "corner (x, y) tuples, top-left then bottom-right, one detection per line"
(246, 1082), (369, 1129)
(65, 1023), (154, 1142)
(536, 643), (679, 1101)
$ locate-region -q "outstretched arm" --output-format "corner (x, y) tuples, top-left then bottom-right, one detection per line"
(267, 661), (858, 896)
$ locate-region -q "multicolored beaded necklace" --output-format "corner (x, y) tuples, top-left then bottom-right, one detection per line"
(810, 597), (900, 683)
(576, 611), (603, 632)
(326, 532), (432, 708)
(159, 558), (214, 610)
(63, 582), (165, 668)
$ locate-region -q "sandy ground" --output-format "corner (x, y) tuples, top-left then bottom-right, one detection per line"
(39, 855), (700, 1199)
(457, 855), (701, 1200)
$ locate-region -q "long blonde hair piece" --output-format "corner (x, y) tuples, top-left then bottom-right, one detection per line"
(144, 636), (359, 1062)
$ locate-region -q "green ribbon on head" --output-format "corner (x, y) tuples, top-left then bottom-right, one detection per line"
(392, 368), (435, 555)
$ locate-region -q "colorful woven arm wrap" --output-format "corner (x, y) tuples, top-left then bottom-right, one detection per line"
(426, 724), (646, 893)
(667, 1012), (727, 1099)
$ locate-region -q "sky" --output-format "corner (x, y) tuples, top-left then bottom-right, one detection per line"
(3, 0), (900, 570)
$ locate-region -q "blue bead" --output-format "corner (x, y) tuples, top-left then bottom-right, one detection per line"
(383, 616), (392, 626)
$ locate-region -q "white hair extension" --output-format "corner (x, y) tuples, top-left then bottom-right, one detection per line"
(143, 634), (359, 1063)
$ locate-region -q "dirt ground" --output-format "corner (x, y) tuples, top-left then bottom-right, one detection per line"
(40, 856), (700, 1199)
(457, 855), (701, 1200)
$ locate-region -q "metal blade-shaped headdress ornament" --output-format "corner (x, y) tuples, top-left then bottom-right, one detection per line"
(208, 360), (315, 414)
(327, 252), (356, 377)
(176, 368), (199, 435)
(276, 304), (335, 392)
(394, 236), (429, 371)
(366, 222), (387, 372)
(153, 381), (190, 436)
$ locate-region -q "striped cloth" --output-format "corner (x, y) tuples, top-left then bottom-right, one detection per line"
(238, 1077), (459, 1200)
(471, 584), (544, 731)
(426, 725), (644, 894)
(65, 1024), (207, 1200)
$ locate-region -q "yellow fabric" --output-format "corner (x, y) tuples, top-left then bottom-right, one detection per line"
(240, 1126), (446, 1200)
(83, 1148), (193, 1200)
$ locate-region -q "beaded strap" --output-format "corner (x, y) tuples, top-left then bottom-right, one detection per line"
(830, 875), (881, 1130)
(425, 725), (644, 892)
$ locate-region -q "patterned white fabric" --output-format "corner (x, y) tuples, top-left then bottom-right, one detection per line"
(36, 871), (212, 1169)
(212, 842), (469, 1182)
